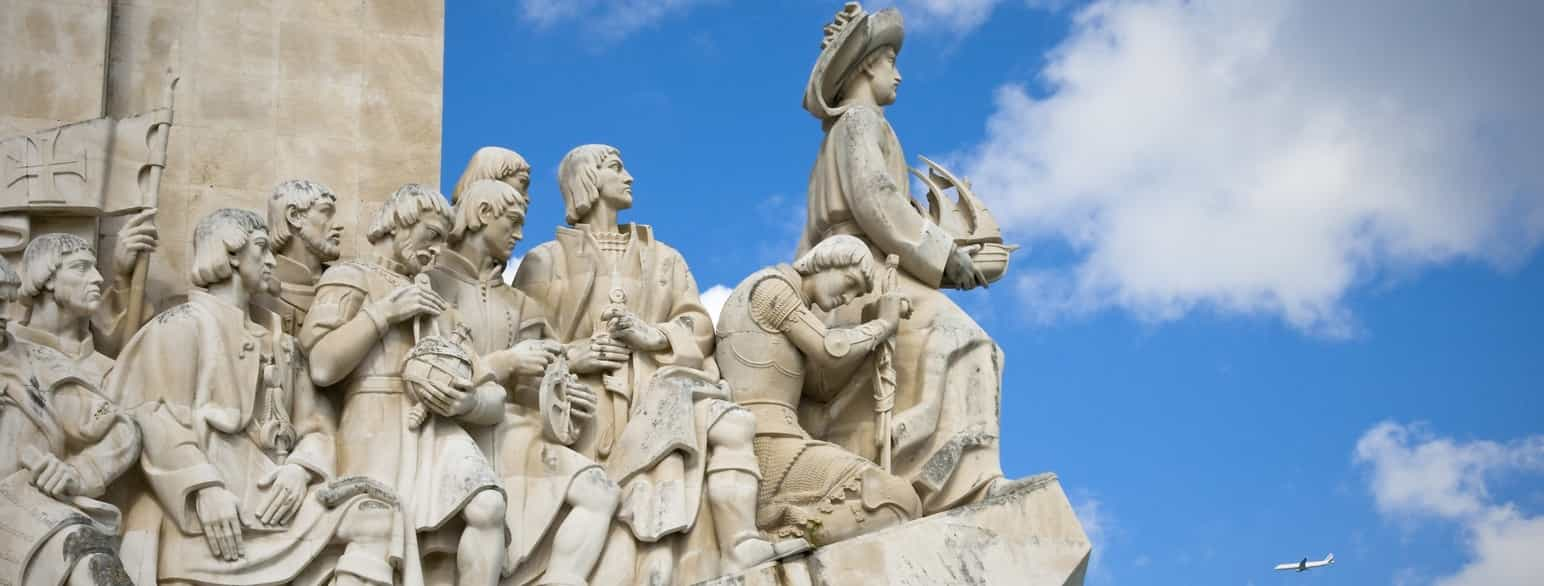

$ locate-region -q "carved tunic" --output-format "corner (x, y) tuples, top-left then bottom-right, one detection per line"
(0, 334), (139, 586)
(427, 248), (603, 581)
(716, 266), (919, 544)
(515, 223), (738, 577)
(301, 259), (504, 554)
(110, 290), (396, 585)
(10, 324), (114, 395)
(799, 104), (1007, 513)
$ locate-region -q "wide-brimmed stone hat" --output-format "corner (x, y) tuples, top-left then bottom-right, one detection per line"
(803, 2), (905, 120)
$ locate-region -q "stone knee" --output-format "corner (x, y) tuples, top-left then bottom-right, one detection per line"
(463, 488), (507, 529)
(333, 499), (398, 584)
(706, 408), (760, 476)
(567, 467), (620, 515)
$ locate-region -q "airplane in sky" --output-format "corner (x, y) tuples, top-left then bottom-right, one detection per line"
(1274, 553), (1335, 572)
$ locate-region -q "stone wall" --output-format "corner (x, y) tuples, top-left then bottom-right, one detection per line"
(2, 0), (444, 307)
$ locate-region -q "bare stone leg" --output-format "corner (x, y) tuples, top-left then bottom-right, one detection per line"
(591, 524), (638, 585)
(335, 502), (398, 585)
(460, 490), (508, 586)
(542, 468), (620, 585)
(706, 409), (793, 573)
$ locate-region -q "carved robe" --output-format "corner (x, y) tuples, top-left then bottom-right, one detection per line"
(427, 248), (604, 584)
(10, 324), (114, 395)
(301, 259), (505, 562)
(0, 334), (139, 586)
(799, 104), (1006, 513)
(514, 223), (736, 580)
(110, 290), (402, 585)
(715, 265), (919, 545)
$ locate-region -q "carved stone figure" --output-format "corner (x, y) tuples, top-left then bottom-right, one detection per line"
(301, 185), (509, 586)
(715, 235), (920, 546)
(434, 157), (619, 586)
(260, 180), (345, 336)
(0, 254), (141, 586)
(107, 209), (400, 585)
(514, 145), (805, 585)
(798, 2), (1030, 514)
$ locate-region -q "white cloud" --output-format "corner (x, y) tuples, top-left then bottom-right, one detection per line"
(1071, 494), (1115, 583)
(517, 0), (713, 42)
(1354, 421), (1544, 586)
(958, 0), (1544, 335)
(699, 284), (732, 325)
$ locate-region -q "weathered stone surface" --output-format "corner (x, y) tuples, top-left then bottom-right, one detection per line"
(700, 473), (1090, 586)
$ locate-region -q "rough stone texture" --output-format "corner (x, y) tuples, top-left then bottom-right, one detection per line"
(3, 0), (445, 311)
(699, 473), (1090, 586)
(0, 0), (112, 136)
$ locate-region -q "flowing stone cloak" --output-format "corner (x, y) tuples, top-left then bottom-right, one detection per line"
(514, 223), (734, 579)
(301, 260), (505, 559)
(798, 104), (1006, 513)
(0, 335), (139, 586)
(428, 248), (603, 584)
(109, 290), (401, 585)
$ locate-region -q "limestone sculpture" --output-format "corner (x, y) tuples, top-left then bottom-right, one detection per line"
(513, 145), (807, 585)
(107, 209), (402, 585)
(432, 151), (619, 586)
(715, 235), (921, 546)
(798, 2), (1031, 514)
(260, 180), (346, 336)
(0, 253), (140, 586)
(300, 185), (509, 586)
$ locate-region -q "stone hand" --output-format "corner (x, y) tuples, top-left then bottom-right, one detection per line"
(416, 376), (475, 418)
(371, 283), (447, 324)
(255, 464), (311, 527)
(195, 486), (245, 561)
(876, 291), (909, 326)
(567, 335), (631, 374)
(509, 339), (562, 377)
(112, 208), (159, 282)
(602, 307), (669, 351)
(28, 453), (82, 499)
(943, 244), (987, 290)
(565, 378), (597, 424)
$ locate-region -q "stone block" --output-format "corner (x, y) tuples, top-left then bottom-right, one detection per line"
(364, 0), (443, 38)
(278, 0), (364, 26)
(362, 33), (441, 97)
(278, 76), (362, 140)
(360, 87), (439, 145)
(700, 473), (1091, 586)
(278, 21), (364, 85)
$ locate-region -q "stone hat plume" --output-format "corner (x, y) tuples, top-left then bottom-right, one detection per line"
(803, 2), (905, 121)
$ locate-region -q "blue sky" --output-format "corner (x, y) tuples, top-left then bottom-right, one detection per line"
(441, 1), (1544, 584)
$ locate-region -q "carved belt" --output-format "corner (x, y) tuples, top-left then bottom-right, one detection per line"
(348, 376), (407, 397)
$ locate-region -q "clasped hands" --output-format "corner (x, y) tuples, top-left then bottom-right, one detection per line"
(566, 307), (667, 375)
(194, 463), (313, 561)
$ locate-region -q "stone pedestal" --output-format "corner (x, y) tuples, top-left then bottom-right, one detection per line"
(700, 473), (1091, 586)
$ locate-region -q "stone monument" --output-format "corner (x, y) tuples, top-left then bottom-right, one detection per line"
(0, 2), (1091, 584)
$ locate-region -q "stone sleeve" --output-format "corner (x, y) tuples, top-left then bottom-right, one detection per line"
(834, 107), (955, 287)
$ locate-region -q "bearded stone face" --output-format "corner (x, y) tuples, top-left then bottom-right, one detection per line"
(295, 198), (344, 262)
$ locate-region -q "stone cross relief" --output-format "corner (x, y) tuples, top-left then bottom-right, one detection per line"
(4, 128), (88, 204)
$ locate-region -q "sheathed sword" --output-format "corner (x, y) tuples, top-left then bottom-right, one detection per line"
(875, 254), (899, 472)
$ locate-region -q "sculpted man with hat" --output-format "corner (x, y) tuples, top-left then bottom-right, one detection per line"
(799, 2), (1031, 514)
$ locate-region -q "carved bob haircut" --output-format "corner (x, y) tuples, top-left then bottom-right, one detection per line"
(20, 233), (94, 300)
(453, 146), (531, 204)
(557, 144), (620, 226)
(366, 183), (452, 244)
(0, 254), (20, 303)
(792, 234), (875, 292)
(268, 179), (336, 251)
(191, 208), (268, 288)
(450, 179), (527, 246)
